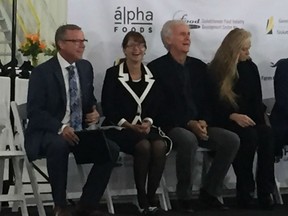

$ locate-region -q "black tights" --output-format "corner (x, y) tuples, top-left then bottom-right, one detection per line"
(133, 139), (167, 209)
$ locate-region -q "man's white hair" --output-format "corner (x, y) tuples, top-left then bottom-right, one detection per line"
(160, 20), (188, 50)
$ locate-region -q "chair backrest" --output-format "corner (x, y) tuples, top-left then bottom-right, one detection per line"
(0, 77), (14, 151)
(0, 77), (11, 112)
(0, 102), (15, 151)
(11, 101), (27, 152)
(15, 77), (29, 105)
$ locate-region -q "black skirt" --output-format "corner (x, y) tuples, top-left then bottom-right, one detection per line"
(104, 127), (163, 155)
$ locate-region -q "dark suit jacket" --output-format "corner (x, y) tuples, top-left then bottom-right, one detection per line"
(147, 53), (209, 131)
(101, 62), (164, 127)
(270, 58), (288, 153)
(25, 56), (97, 161)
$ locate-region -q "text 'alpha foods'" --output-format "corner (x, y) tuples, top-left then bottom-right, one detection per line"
(114, 6), (153, 33)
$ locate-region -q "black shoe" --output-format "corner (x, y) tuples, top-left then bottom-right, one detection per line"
(139, 207), (168, 215)
(139, 209), (150, 216)
(53, 206), (72, 216)
(258, 194), (274, 210)
(76, 203), (112, 216)
(177, 199), (194, 213)
(148, 195), (160, 207)
(150, 207), (169, 215)
(237, 193), (255, 209)
(199, 188), (229, 210)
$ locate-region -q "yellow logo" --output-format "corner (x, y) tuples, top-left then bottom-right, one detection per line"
(266, 16), (274, 34)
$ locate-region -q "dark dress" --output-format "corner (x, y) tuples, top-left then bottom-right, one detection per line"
(207, 59), (275, 199)
(101, 62), (165, 154)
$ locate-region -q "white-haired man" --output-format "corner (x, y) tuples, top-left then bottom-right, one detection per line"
(148, 20), (240, 212)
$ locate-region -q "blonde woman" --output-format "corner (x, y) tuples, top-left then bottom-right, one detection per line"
(207, 28), (275, 210)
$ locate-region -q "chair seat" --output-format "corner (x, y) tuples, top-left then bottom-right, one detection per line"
(0, 194), (26, 202)
(0, 150), (25, 157)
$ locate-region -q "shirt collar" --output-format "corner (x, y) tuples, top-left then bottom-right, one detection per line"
(167, 52), (189, 69)
(57, 52), (76, 70)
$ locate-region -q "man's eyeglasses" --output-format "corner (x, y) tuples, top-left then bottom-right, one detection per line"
(63, 39), (88, 44)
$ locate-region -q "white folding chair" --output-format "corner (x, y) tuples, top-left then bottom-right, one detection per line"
(0, 76), (30, 216)
(105, 152), (169, 213)
(0, 101), (28, 216)
(11, 101), (46, 216)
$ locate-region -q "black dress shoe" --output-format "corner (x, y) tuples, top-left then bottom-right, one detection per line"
(148, 195), (160, 207)
(76, 203), (112, 216)
(76, 208), (112, 216)
(139, 207), (169, 215)
(199, 188), (229, 210)
(258, 194), (274, 210)
(53, 206), (72, 216)
(177, 199), (195, 213)
(237, 193), (255, 209)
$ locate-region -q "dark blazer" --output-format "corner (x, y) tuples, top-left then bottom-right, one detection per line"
(101, 62), (164, 127)
(147, 53), (209, 131)
(270, 58), (288, 153)
(25, 56), (97, 161)
(206, 59), (265, 128)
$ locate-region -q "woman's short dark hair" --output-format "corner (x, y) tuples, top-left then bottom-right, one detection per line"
(121, 31), (147, 49)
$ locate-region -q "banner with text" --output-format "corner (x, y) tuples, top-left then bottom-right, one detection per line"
(68, 0), (288, 99)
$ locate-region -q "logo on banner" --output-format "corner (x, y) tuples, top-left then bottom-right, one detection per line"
(266, 16), (274, 34)
(114, 6), (153, 33)
(260, 58), (284, 81)
(266, 16), (288, 35)
(173, 10), (201, 29)
(172, 10), (244, 31)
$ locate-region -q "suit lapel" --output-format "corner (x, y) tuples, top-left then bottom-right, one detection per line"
(52, 58), (67, 105)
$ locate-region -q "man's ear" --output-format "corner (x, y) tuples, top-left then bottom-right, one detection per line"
(165, 36), (172, 46)
(58, 41), (65, 50)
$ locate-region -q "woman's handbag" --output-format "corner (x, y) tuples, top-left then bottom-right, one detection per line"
(153, 126), (173, 156)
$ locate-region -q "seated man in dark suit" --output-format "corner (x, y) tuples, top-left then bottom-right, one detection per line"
(270, 58), (288, 158)
(25, 24), (114, 216)
(148, 20), (240, 212)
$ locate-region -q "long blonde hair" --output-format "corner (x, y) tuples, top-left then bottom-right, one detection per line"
(208, 28), (251, 108)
